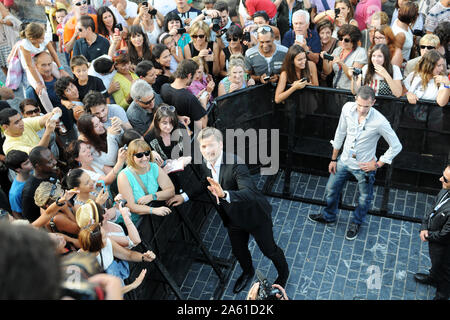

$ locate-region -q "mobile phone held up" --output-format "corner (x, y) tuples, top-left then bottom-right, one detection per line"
(295, 34), (304, 43)
(114, 23), (123, 32)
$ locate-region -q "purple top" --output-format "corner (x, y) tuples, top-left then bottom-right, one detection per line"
(187, 75), (214, 103)
(310, 0), (335, 13)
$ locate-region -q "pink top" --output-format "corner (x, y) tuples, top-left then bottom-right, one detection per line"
(187, 75), (214, 103)
(354, 0), (381, 30)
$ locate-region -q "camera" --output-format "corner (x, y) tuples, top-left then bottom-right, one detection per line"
(255, 270), (282, 300)
(263, 75), (270, 81)
(323, 53), (334, 61)
(60, 252), (105, 300)
(353, 68), (362, 76)
(114, 23), (123, 32)
(212, 17), (221, 32)
(335, 8), (340, 16)
(243, 31), (251, 42)
(412, 29), (425, 37)
(177, 27), (186, 34)
(118, 199), (128, 207)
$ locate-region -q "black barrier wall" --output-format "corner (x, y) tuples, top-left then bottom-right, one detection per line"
(212, 84), (449, 222)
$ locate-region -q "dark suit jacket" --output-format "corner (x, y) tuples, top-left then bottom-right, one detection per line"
(187, 153), (272, 231)
(421, 189), (450, 245)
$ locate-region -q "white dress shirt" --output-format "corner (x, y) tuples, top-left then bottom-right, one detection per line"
(181, 151), (231, 203)
(330, 102), (402, 170)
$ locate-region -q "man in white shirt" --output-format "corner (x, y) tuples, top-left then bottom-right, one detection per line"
(309, 86), (402, 240)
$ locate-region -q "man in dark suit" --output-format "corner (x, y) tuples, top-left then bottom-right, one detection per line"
(167, 127), (289, 293)
(415, 164), (450, 300)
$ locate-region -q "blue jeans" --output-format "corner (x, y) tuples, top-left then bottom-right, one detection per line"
(323, 159), (376, 225)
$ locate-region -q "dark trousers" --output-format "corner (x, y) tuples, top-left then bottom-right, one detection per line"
(227, 221), (289, 287)
(429, 243), (450, 298)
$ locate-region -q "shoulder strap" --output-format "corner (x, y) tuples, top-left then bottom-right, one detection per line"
(320, 0), (330, 11)
(129, 166), (150, 195)
(333, 50), (356, 88)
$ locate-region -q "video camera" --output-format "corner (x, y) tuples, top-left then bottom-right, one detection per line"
(255, 270), (282, 300)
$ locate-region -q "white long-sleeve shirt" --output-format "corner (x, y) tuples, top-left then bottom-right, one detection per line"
(330, 102), (402, 170)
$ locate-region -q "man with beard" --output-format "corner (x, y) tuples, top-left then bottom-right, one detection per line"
(244, 25), (288, 84)
(160, 59), (208, 132)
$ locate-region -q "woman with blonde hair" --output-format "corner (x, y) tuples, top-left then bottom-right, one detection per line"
(404, 50), (449, 107)
(117, 139), (175, 225)
(218, 54), (255, 97)
(17, 22), (69, 112)
(184, 21), (217, 74)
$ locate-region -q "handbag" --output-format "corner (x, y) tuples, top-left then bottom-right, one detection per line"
(5, 45), (23, 90)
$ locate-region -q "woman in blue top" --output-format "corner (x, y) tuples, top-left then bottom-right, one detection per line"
(217, 55), (255, 97)
(117, 139), (175, 224)
(163, 11), (191, 58)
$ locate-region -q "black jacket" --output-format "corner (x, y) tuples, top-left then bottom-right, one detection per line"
(421, 189), (450, 245)
(187, 153), (272, 231)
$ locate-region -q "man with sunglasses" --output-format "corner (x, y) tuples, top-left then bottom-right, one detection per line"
(127, 79), (159, 139)
(404, 34), (440, 77)
(19, 99), (59, 159)
(245, 25), (288, 84)
(415, 164), (450, 300)
(64, 0), (98, 55)
(73, 15), (110, 62)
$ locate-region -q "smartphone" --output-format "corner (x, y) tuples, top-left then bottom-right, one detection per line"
(177, 27), (186, 34)
(263, 76), (270, 81)
(51, 113), (60, 121)
(243, 31), (251, 42)
(123, 144), (128, 151)
(97, 180), (106, 190)
(296, 34), (304, 43)
(301, 77), (307, 82)
(115, 23), (123, 32)
(323, 53), (334, 61)
(335, 8), (340, 16)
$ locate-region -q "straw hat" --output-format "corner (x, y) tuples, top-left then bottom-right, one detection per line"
(76, 199), (99, 228)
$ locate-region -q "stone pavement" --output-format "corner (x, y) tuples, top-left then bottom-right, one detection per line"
(178, 172), (439, 300)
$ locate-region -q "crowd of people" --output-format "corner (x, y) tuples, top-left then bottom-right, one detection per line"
(0, 0), (449, 300)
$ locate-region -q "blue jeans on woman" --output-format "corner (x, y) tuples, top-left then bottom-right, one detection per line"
(323, 159), (376, 225)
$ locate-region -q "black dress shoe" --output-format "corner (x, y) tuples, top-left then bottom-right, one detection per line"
(414, 273), (437, 287)
(233, 269), (255, 294)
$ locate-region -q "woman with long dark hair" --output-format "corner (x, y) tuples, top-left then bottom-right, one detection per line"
(351, 44), (403, 97)
(77, 113), (122, 169)
(275, 45), (318, 104)
(151, 44), (173, 94)
(163, 11), (191, 57)
(126, 25), (153, 70)
(97, 6), (127, 45)
(371, 25), (403, 68)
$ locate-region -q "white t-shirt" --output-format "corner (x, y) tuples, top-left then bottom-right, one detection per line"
(403, 72), (446, 100)
(391, 20), (413, 61)
(150, 0), (177, 16)
(362, 64), (403, 81)
(88, 55), (117, 90)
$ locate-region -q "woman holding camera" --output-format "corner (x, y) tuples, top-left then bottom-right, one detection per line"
(163, 11), (191, 57)
(97, 6), (127, 48)
(117, 139), (175, 225)
(275, 45), (318, 104)
(316, 20), (338, 87)
(134, 2), (163, 45)
(351, 44), (403, 97)
(216, 24), (248, 78)
(321, 24), (367, 90)
(313, 0), (358, 38)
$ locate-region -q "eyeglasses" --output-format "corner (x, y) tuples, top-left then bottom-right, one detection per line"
(24, 107), (40, 116)
(191, 34), (205, 39)
(134, 150), (151, 158)
(373, 36), (385, 41)
(139, 96), (155, 105)
(420, 45), (435, 50)
(74, 0), (87, 6)
(158, 105), (176, 113)
(257, 26), (272, 34)
(226, 36), (241, 42)
(338, 37), (351, 43)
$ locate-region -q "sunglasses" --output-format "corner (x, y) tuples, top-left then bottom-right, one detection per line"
(158, 105), (175, 112)
(226, 36), (241, 42)
(420, 45), (435, 50)
(257, 25), (272, 33)
(134, 150), (151, 158)
(139, 96), (155, 105)
(24, 107), (40, 115)
(191, 34), (205, 39)
(338, 37), (351, 43)
(75, 0), (87, 5)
